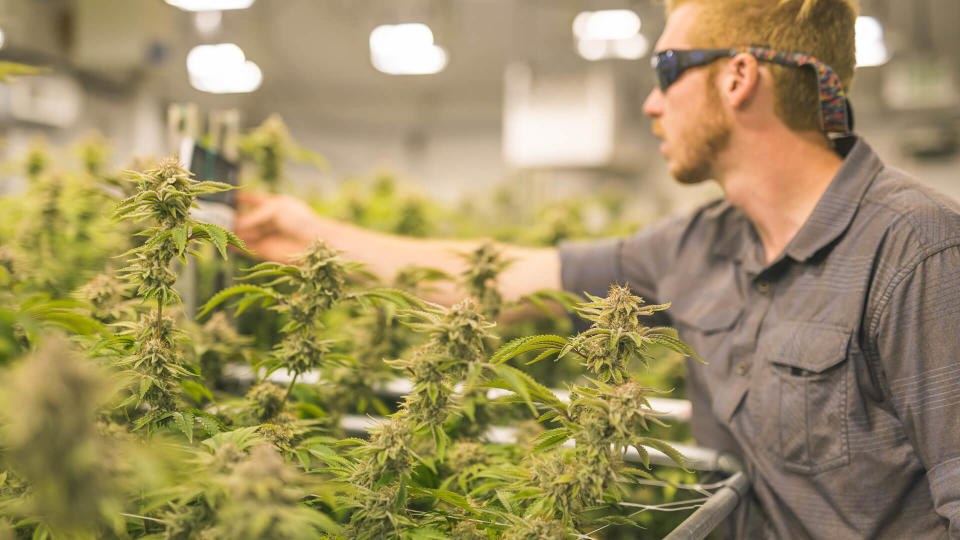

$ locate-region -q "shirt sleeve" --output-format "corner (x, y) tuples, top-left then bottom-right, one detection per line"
(558, 212), (693, 303)
(872, 245), (960, 535)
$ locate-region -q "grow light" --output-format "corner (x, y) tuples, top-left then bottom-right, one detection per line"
(573, 9), (641, 41)
(194, 10), (222, 35)
(369, 23), (448, 75)
(164, 0), (255, 11)
(186, 43), (262, 94)
(573, 10), (648, 61)
(856, 16), (889, 67)
(577, 34), (650, 61)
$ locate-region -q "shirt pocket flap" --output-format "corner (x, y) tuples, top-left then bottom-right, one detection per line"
(764, 322), (851, 373)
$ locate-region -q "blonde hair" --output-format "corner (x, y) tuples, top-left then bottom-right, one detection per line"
(667, 0), (858, 132)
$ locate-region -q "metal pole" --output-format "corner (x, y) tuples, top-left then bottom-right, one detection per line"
(663, 471), (750, 540)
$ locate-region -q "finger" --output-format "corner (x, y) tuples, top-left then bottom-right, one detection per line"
(234, 206), (277, 243)
(236, 190), (273, 208)
(256, 238), (307, 263)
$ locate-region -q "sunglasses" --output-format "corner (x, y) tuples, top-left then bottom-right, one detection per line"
(651, 46), (852, 134)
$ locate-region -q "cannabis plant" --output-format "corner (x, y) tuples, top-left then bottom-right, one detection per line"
(201, 238), (422, 402)
(0, 339), (123, 537)
(319, 297), (497, 538)
(113, 158), (243, 433)
(238, 114), (327, 193)
(77, 273), (130, 324)
(482, 284), (699, 531)
(458, 241), (512, 319)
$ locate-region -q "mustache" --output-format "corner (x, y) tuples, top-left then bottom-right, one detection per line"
(651, 120), (664, 138)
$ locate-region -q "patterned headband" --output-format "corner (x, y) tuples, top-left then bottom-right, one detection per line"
(736, 46), (851, 134)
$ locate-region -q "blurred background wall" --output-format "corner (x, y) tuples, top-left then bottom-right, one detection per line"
(0, 0), (958, 217)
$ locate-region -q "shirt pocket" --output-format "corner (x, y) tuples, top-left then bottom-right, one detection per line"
(764, 322), (851, 474)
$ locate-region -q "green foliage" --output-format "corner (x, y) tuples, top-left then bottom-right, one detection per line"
(0, 339), (123, 536)
(458, 241), (512, 318)
(238, 114), (328, 193)
(113, 158), (241, 427)
(0, 134), (707, 539)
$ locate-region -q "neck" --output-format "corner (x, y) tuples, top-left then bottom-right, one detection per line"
(715, 127), (844, 264)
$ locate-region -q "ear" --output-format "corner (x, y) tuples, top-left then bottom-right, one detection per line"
(719, 53), (760, 110)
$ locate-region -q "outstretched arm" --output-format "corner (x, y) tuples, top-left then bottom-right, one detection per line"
(234, 191), (561, 307)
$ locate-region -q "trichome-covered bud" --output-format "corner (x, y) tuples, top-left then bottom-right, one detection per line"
(448, 440), (489, 471)
(24, 138), (50, 181)
(75, 131), (111, 177)
(126, 311), (191, 411)
(78, 273), (127, 323)
(571, 284), (676, 382)
(502, 516), (567, 540)
(138, 158), (196, 228)
(0, 339), (118, 533)
(451, 520), (487, 540)
(212, 444), (328, 539)
(426, 298), (494, 368)
(246, 382), (287, 423)
(276, 331), (332, 377)
(352, 417), (415, 487)
(293, 239), (346, 311)
(345, 484), (405, 540)
(459, 241), (511, 317)
(590, 284), (646, 333)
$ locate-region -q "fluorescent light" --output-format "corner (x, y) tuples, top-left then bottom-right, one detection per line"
(577, 34), (649, 61)
(573, 10), (641, 41)
(577, 40), (608, 61)
(369, 23), (448, 75)
(186, 43), (262, 93)
(856, 16), (889, 67)
(194, 10), (222, 35)
(165, 0), (254, 11)
(611, 34), (649, 60)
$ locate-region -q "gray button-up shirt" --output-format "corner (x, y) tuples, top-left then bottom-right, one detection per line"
(559, 137), (960, 539)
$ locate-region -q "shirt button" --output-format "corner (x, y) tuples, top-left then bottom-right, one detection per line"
(737, 361), (750, 375)
(755, 281), (771, 294)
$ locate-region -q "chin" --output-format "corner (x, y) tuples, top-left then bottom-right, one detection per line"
(670, 160), (713, 185)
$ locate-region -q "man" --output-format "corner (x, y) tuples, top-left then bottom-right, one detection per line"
(236, 0), (960, 536)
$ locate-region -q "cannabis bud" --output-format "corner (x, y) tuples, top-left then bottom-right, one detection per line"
(246, 382), (288, 423)
(459, 241), (512, 317)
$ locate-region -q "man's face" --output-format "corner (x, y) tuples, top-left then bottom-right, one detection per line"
(643, 5), (732, 185)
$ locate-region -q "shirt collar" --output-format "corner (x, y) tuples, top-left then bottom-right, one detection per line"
(782, 136), (883, 262)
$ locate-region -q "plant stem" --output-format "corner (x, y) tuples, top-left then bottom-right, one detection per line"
(284, 372), (299, 402)
(156, 297), (163, 337)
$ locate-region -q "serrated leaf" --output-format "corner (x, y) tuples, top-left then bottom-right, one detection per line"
(172, 225), (188, 255)
(180, 380), (214, 404)
(493, 365), (536, 416)
(197, 284), (279, 318)
(172, 411), (194, 442)
(139, 377), (153, 400)
(184, 409), (227, 434)
(194, 415), (221, 436)
(531, 428), (571, 453)
(490, 334), (568, 365)
(195, 222), (228, 259)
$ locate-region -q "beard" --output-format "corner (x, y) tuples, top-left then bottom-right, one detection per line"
(668, 77), (732, 184)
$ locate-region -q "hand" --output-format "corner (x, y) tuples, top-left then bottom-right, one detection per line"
(234, 191), (320, 261)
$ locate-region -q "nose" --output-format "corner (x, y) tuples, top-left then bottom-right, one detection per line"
(642, 87), (663, 118)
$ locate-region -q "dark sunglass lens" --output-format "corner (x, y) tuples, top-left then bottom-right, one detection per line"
(657, 51), (676, 89)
